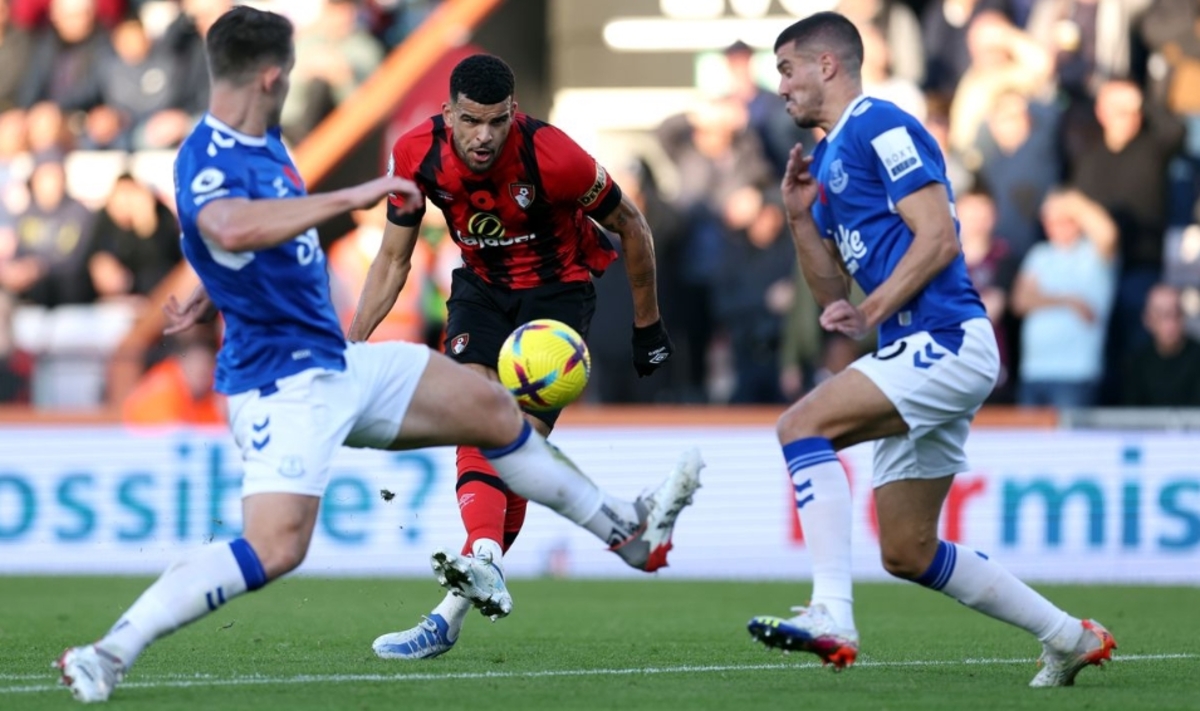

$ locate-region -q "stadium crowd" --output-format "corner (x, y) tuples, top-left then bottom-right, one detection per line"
(3, 0), (1200, 417)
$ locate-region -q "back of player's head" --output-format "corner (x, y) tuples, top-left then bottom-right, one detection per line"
(774, 11), (863, 78)
(450, 54), (515, 105)
(205, 6), (294, 85)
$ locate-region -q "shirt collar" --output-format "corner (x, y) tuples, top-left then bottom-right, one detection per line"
(204, 114), (268, 147)
(825, 94), (869, 143)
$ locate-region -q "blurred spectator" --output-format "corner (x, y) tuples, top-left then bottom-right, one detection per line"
(0, 289), (33, 404)
(121, 328), (223, 425)
(4, 151), (96, 306)
(1070, 79), (1184, 401)
(1026, 0), (1153, 101)
(777, 266), (821, 403)
(0, 0), (34, 113)
(970, 90), (1063, 259)
(720, 39), (813, 179)
(836, 0), (925, 85)
(281, 0), (384, 143)
(1012, 189), (1118, 408)
(365, 0), (438, 48)
(87, 173), (181, 301)
(812, 333), (866, 389)
(714, 186), (793, 404)
(24, 100), (70, 153)
(88, 17), (180, 149)
(657, 97), (773, 401)
(10, 0), (125, 29)
(922, 0), (1014, 100)
(0, 108), (26, 230)
(949, 11), (1054, 156)
(161, 0), (232, 119)
(18, 0), (110, 112)
(589, 159), (688, 404)
(858, 19), (927, 121)
(922, 95), (973, 195)
(1140, 0), (1200, 117)
(958, 185), (1015, 398)
(1121, 282), (1200, 405)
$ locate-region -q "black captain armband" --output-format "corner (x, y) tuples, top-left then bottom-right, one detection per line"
(584, 180), (623, 222)
(387, 198), (425, 227)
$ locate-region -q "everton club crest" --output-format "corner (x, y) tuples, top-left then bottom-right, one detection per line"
(510, 183), (535, 210)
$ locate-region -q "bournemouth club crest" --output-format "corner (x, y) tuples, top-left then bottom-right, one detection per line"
(510, 183), (535, 209)
(450, 333), (470, 355)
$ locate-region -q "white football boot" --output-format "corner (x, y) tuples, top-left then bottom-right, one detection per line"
(611, 447), (704, 571)
(54, 645), (126, 703)
(1029, 619), (1117, 687)
(430, 548), (513, 621)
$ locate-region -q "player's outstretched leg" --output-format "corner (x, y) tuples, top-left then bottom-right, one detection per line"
(483, 423), (703, 571)
(875, 479), (1116, 687)
(55, 537), (270, 702)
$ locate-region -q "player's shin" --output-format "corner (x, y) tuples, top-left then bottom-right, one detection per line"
(98, 538), (267, 667)
(915, 541), (1080, 650)
(483, 421), (640, 545)
(783, 437), (856, 632)
(456, 446), (508, 564)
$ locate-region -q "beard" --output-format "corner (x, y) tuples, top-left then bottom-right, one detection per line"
(787, 87), (823, 130)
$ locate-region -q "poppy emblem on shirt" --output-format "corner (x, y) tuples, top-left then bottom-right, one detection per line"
(450, 333), (470, 355)
(284, 165), (305, 190)
(818, 182), (829, 205)
(510, 183), (535, 209)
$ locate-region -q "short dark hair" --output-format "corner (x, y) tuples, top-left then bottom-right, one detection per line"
(449, 54), (515, 105)
(205, 6), (294, 85)
(774, 11), (863, 77)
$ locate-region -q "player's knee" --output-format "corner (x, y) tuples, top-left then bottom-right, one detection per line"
(251, 533), (310, 579)
(477, 380), (524, 448)
(879, 536), (938, 581)
(776, 397), (825, 443)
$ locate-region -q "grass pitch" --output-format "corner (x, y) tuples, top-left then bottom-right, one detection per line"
(1, 576), (1196, 710)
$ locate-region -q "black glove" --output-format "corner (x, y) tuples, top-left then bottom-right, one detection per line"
(631, 320), (674, 377)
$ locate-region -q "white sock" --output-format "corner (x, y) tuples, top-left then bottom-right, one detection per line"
(918, 541), (1080, 649)
(484, 422), (640, 546)
(99, 538), (267, 666)
(432, 592), (473, 638)
(782, 437), (856, 632)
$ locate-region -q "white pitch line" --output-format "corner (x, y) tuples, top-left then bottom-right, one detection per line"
(2, 653), (1194, 695)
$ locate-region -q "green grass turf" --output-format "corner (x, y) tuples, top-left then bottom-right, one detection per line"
(0, 576), (1197, 710)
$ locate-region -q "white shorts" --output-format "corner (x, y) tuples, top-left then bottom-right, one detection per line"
(850, 318), (1000, 488)
(226, 341), (432, 497)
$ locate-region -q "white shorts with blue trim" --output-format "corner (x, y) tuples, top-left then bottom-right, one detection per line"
(850, 318), (1000, 488)
(226, 341), (432, 497)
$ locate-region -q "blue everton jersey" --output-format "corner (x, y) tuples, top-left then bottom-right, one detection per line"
(175, 114), (346, 395)
(811, 96), (985, 349)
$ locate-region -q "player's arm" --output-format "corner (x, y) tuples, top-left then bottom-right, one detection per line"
(790, 212), (852, 308)
(856, 182), (961, 329)
(197, 175), (421, 253)
(596, 193), (660, 327)
(781, 147), (850, 307)
(346, 219), (423, 342)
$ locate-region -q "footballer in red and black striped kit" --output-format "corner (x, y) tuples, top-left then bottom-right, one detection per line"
(348, 54), (676, 658)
